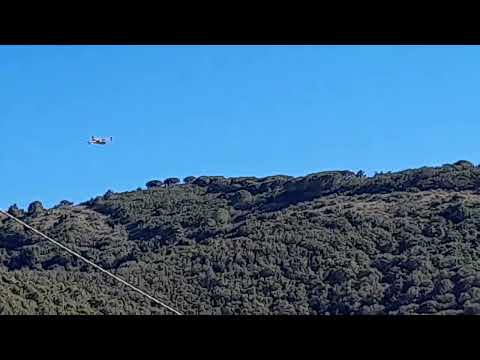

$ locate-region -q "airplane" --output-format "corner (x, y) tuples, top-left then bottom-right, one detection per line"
(88, 136), (113, 145)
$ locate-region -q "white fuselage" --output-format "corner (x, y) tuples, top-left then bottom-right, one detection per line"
(88, 136), (111, 145)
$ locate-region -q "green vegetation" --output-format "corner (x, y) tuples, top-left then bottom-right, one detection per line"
(2, 160), (480, 314)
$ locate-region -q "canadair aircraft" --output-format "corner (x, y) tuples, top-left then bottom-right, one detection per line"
(88, 136), (113, 145)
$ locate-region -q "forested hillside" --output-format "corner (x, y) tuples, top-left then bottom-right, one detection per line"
(2, 160), (480, 315)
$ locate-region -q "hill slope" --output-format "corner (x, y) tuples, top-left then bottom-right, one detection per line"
(2, 160), (480, 315)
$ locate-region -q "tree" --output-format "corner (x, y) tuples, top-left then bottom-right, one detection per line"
(27, 201), (45, 217)
(7, 204), (24, 217)
(231, 190), (253, 209)
(192, 176), (211, 186)
(464, 302), (480, 315)
(53, 200), (73, 209)
(183, 176), (196, 184)
(453, 160), (474, 169)
(146, 180), (163, 189)
(164, 178), (180, 187)
(104, 190), (114, 199)
(214, 208), (231, 226)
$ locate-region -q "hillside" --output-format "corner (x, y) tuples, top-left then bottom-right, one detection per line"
(2, 160), (480, 315)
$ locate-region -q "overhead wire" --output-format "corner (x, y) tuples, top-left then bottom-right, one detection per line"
(0, 209), (183, 315)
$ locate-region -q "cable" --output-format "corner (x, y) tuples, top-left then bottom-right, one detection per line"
(0, 209), (183, 315)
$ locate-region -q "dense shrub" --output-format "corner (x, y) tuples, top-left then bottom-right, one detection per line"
(2, 161), (480, 314)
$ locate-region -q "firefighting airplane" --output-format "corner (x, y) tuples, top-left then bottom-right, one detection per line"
(88, 136), (113, 145)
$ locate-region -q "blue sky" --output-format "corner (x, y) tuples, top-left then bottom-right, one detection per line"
(1, 45), (479, 209)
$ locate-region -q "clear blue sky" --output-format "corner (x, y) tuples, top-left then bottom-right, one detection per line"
(1, 45), (479, 210)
